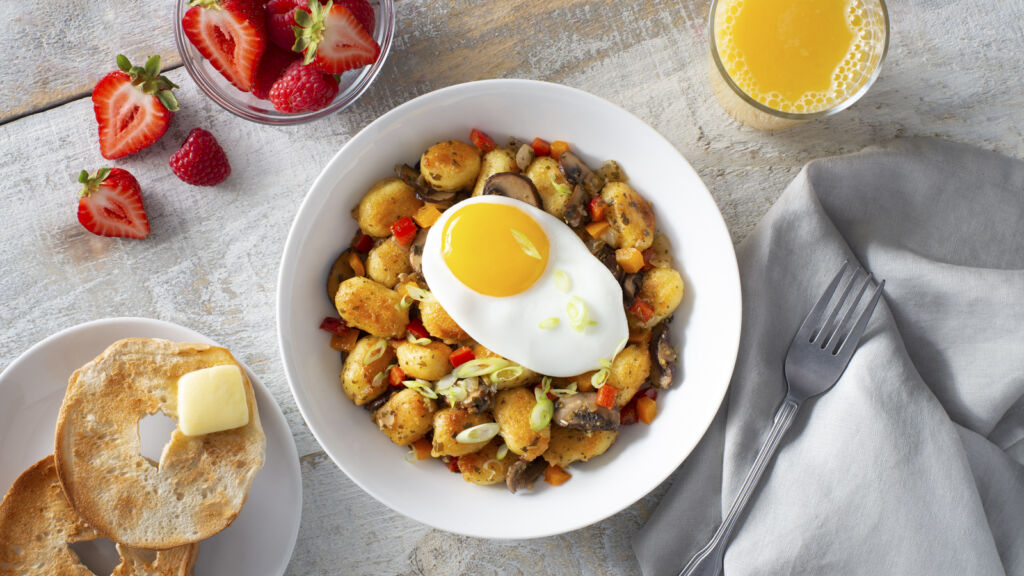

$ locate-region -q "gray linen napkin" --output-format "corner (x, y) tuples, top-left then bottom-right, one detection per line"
(634, 138), (1024, 576)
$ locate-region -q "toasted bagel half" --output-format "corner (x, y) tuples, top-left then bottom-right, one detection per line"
(54, 338), (265, 549)
(0, 456), (198, 576)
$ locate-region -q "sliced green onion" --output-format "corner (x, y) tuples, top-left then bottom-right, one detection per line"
(372, 371), (386, 388)
(599, 358), (613, 369)
(404, 449), (419, 463)
(447, 383), (468, 403)
(405, 285), (435, 303)
(510, 229), (542, 260)
(435, 372), (457, 393)
(496, 443), (509, 460)
(530, 396), (554, 431)
(483, 459), (503, 481)
(550, 382), (579, 397)
(538, 317), (560, 330)
(566, 296), (589, 333)
(455, 422), (500, 444)
(362, 339), (388, 365)
(540, 376), (552, 395)
(554, 269), (571, 293)
(396, 294), (413, 310)
(490, 365), (524, 383)
(456, 357), (511, 378)
(591, 368), (610, 389)
(406, 334), (433, 346)
(551, 175), (572, 196)
(403, 379), (438, 399)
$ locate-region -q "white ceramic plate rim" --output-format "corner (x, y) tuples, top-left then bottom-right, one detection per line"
(277, 79), (741, 539)
(0, 317), (302, 575)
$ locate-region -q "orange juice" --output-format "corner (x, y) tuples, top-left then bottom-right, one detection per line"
(710, 0), (888, 127)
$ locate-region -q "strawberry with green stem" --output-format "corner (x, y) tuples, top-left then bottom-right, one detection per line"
(76, 168), (151, 239)
(292, 0), (380, 75)
(92, 55), (179, 160)
(182, 0), (267, 92)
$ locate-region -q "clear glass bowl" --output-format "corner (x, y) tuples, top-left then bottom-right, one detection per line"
(173, 0), (394, 125)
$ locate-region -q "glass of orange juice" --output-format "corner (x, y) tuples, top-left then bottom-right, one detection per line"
(709, 0), (890, 130)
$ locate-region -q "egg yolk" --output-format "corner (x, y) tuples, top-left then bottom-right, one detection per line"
(442, 203), (550, 297)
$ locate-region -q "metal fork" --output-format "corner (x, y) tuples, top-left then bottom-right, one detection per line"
(679, 262), (885, 576)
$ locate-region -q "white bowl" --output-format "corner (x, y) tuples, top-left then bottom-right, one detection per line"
(277, 79), (741, 539)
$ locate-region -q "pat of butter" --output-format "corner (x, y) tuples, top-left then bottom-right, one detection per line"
(177, 365), (250, 436)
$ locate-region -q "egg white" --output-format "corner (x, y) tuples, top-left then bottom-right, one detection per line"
(422, 195), (628, 377)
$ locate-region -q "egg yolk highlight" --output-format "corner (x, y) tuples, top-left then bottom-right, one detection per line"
(442, 203), (550, 297)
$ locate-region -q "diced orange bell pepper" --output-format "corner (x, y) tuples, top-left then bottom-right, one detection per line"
(615, 247), (645, 274)
(584, 220), (610, 239)
(330, 329), (359, 352)
(637, 396), (658, 424)
(550, 140), (570, 160)
(545, 465), (572, 486)
(411, 438), (432, 460)
(596, 384), (618, 409)
(348, 251), (365, 277)
(413, 204), (442, 228)
(388, 365), (406, 387)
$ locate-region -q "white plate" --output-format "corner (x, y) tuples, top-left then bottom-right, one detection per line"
(277, 79), (742, 539)
(0, 317), (301, 575)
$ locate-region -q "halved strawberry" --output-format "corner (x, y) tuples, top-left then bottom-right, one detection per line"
(293, 0), (380, 75)
(252, 43), (300, 99)
(76, 168), (150, 239)
(336, 0), (375, 34)
(265, 0), (309, 51)
(182, 0), (266, 92)
(92, 55), (179, 160)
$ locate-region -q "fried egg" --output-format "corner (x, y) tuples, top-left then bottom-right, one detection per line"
(422, 195), (627, 377)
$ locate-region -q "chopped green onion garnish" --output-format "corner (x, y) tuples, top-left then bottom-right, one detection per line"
(404, 449), (419, 463)
(550, 382), (579, 397)
(510, 229), (542, 260)
(599, 358), (612, 369)
(405, 285), (435, 303)
(530, 396), (554, 431)
(483, 459), (503, 481)
(447, 383), (468, 403)
(362, 339), (388, 365)
(456, 357), (511, 378)
(591, 368), (610, 388)
(435, 372), (457, 393)
(538, 317), (559, 330)
(566, 296), (589, 333)
(554, 269), (571, 293)
(372, 371), (386, 388)
(490, 365), (524, 383)
(455, 422), (500, 444)
(406, 334), (433, 346)
(403, 379), (438, 399)
(551, 175), (572, 196)
(396, 294), (413, 310)
(496, 443), (509, 460)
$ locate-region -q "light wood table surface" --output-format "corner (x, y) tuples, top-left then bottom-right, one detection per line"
(1, 0), (1022, 574)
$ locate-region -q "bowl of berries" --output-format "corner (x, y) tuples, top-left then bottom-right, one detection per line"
(174, 0), (394, 124)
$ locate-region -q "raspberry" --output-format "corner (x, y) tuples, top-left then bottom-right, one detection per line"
(269, 60), (340, 113)
(169, 128), (231, 186)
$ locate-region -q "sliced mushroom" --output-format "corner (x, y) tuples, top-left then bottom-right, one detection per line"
(482, 173), (542, 208)
(327, 249), (358, 303)
(363, 387), (396, 413)
(506, 457), (547, 494)
(408, 228), (428, 274)
(554, 392), (620, 431)
(578, 230), (624, 282)
(558, 151), (603, 196)
(450, 377), (496, 414)
(515, 143), (535, 172)
(649, 322), (678, 389)
(562, 184), (591, 229)
(395, 163), (457, 204)
(622, 271), (646, 306)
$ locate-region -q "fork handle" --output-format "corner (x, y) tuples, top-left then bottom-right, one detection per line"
(678, 397), (801, 576)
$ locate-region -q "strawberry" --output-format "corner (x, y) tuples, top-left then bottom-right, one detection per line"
(92, 55), (179, 160)
(293, 0), (380, 75)
(265, 0), (309, 51)
(336, 0), (375, 35)
(169, 128), (232, 186)
(268, 60), (340, 113)
(182, 0), (266, 92)
(77, 168), (150, 239)
(253, 43), (300, 99)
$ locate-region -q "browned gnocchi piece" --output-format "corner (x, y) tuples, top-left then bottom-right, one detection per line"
(472, 148), (519, 196)
(340, 336), (395, 405)
(602, 181), (656, 251)
(420, 140), (482, 193)
(420, 299), (469, 343)
(525, 156), (572, 218)
(355, 178), (424, 237)
(610, 344), (652, 407)
(632, 267), (685, 328)
(334, 276), (409, 338)
(365, 236), (412, 288)
(374, 388), (437, 446)
(543, 427), (618, 468)
(493, 388), (549, 461)
(431, 409), (494, 457)
(458, 440), (513, 485)
(396, 340), (452, 381)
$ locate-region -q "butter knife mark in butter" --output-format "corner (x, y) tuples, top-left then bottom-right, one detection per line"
(178, 365), (249, 436)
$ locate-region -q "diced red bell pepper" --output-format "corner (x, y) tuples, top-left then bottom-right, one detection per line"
(470, 128), (496, 152)
(388, 365), (406, 387)
(642, 246), (656, 270)
(391, 217), (418, 246)
(620, 400), (638, 426)
(411, 438), (432, 460)
(445, 456), (461, 473)
(588, 196), (606, 222)
(406, 319), (430, 340)
(596, 384), (618, 409)
(530, 137), (551, 157)
(450, 346), (475, 368)
(319, 317), (347, 335)
(629, 298), (655, 324)
(353, 233), (375, 253)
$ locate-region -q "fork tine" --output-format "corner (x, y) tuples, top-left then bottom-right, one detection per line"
(821, 272), (871, 350)
(835, 280), (885, 357)
(796, 261), (849, 343)
(816, 268), (863, 346)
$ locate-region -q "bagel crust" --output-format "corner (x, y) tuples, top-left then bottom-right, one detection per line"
(0, 456), (198, 575)
(54, 338), (266, 549)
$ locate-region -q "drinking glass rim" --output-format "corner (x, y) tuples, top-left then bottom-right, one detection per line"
(707, 0), (891, 121)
